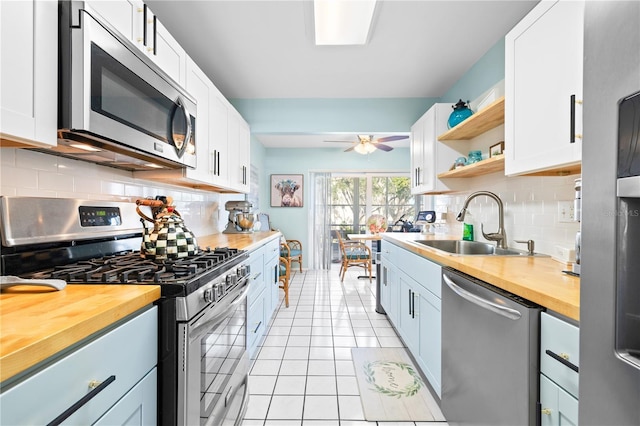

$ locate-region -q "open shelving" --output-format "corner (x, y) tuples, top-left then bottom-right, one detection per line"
(437, 155), (505, 178)
(437, 96), (505, 141)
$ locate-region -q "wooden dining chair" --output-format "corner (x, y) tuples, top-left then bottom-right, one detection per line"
(280, 235), (303, 272)
(278, 256), (291, 307)
(335, 232), (372, 282)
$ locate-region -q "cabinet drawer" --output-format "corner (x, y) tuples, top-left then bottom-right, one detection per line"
(396, 249), (441, 297)
(0, 306), (157, 425)
(541, 312), (579, 398)
(381, 240), (399, 264)
(247, 246), (265, 304)
(264, 238), (280, 263)
(247, 295), (266, 354)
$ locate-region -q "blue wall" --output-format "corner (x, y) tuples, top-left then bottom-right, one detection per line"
(232, 37), (506, 267)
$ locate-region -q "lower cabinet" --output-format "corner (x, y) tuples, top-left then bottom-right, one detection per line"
(539, 311), (580, 425)
(0, 306), (157, 425)
(381, 240), (442, 397)
(246, 236), (281, 359)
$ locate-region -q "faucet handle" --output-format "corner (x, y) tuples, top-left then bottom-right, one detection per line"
(514, 239), (535, 255)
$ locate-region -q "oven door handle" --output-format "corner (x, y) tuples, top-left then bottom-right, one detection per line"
(190, 280), (250, 340)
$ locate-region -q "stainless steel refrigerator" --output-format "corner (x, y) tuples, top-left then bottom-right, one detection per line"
(581, 2), (640, 424)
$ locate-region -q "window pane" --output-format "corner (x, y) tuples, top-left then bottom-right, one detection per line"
(331, 178), (354, 205)
(371, 177), (387, 205)
(358, 178), (366, 204)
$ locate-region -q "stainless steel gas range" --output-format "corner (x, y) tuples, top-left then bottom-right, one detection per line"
(0, 196), (251, 426)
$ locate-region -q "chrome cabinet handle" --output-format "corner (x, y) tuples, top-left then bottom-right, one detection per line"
(47, 375), (116, 426)
(443, 274), (522, 320)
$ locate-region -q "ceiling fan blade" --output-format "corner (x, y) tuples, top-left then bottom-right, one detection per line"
(344, 146), (355, 152)
(375, 143), (394, 152)
(374, 135), (409, 143)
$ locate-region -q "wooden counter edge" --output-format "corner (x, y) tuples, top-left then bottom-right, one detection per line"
(0, 286), (160, 383)
(383, 235), (580, 321)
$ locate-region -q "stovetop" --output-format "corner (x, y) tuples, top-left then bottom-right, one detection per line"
(20, 247), (247, 298)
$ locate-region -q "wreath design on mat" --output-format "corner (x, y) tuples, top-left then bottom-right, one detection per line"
(363, 360), (424, 398)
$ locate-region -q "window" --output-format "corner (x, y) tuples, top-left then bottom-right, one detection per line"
(329, 174), (419, 236)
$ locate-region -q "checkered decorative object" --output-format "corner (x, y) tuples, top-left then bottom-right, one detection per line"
(140, 214), (198, 261)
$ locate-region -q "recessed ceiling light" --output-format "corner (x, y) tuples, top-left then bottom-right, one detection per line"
(314, 0), (377, 45)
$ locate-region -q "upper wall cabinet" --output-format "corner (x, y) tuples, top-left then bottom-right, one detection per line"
(410, 104), (464, 194)
(86, 0), (187, 86)
(0, 0), (57, 148)
(505, 0), (584, 176)
(227, 109), (251, 193)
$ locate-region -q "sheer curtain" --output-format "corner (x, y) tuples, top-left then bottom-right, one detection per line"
(308, 172), (331, 270)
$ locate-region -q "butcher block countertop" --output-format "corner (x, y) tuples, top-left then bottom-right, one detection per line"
(0, 232), (280, 384)
(0, 285), (160, 383)
(383, 233), (580, 322)
(197, 230), (281, 252)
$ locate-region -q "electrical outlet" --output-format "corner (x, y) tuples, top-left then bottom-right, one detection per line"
(558, 201), (575, 222)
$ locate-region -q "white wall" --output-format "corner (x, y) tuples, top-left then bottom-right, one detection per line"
(0, 148), (222, 237)
(432, 172), (580, 258)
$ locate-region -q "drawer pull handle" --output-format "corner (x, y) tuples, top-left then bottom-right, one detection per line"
(47, 375), (116, 426)
(541, 408), (552, 415)
(253, 321), (262, 333)
(546, 349), (579, 373)
(253, 272), (262, 281)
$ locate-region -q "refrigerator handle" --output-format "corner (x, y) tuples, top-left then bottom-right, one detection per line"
(443, 273), (522, 320)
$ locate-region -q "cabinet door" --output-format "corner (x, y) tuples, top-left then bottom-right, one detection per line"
(505, 0), (584, 175)
(418, 289), (441, 398)
(94, 368), (157, 426)
(227, 111), (251, 193)
(210, 89), (230, 187)
(265, 255), (280, 316)
(540, 374), (579, 426)
(185, 58), (213, 184)
(85, 0), (144, 44)
(398, 275), (419, 353)
(148, 16), (187, 86)
(410, 117), (425, 194)
(247, 295), (266, 359)
(0, 0), (57, 147)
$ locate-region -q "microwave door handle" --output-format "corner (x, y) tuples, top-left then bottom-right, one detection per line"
(170, 97), (191, 158)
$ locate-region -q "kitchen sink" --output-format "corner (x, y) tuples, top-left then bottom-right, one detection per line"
(414, 240), (537, 256)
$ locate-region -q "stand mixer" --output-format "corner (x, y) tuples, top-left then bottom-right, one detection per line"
(223, 200), (255, 234)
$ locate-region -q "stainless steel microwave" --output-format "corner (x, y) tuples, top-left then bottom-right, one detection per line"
(50, 1), (196, 171)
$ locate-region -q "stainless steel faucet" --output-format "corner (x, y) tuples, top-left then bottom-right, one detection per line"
(456, 191), (507, 249)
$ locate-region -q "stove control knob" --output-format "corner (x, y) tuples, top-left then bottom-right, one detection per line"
(203, 287), (214, 303)
(215, 282), (225, 298)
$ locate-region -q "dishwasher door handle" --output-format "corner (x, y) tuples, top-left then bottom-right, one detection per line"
(443, 274), (522, 320)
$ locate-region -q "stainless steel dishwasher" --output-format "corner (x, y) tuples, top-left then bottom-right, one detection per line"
(441, 267), (541, 426)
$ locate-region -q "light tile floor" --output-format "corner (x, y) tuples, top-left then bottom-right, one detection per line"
(242, 264), (449, 426)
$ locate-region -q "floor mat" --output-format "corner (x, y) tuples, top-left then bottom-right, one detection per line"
(351, 347), (446, 422)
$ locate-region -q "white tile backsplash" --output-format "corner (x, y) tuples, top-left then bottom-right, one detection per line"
(0, 148), (222, 236)
(433, 171), (580, 256)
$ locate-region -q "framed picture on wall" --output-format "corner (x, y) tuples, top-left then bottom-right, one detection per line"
(271, 174), (304, 207)
(490, 141), (505, 157)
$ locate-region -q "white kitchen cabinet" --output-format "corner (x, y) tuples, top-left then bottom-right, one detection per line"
(264, 238), (281, 316)
(410, 104), (461, 194)
(87, 0), (186, 86)
(227, 110), (251, 194)
(143, 7), (187, 86)
(85, 0), (144, 43)
(0, 0), (57, 147)
(505, 0), (584, 176)
(0, 307), (157, 425)
(540, 374), (578, 426)
(398, 273), (420, 354)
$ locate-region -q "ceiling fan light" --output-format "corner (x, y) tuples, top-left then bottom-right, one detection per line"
(364, 142), (377, 153)
(353, 143), (368, 154)
(314, 0), (377, 45)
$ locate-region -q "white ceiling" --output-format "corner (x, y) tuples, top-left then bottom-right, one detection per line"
(146, 0), (538, 148)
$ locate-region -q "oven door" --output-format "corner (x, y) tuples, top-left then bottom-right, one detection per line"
(59, 2), (196, 169)
(178, 280), (250, 426)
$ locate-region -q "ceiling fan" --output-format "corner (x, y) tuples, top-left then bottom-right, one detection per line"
(325, 134), (409, 154)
